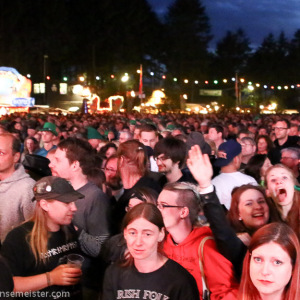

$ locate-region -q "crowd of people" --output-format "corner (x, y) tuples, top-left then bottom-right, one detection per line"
(0, 111), (300, 300)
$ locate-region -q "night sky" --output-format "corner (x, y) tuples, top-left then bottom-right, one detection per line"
(148, 0), (300, 49)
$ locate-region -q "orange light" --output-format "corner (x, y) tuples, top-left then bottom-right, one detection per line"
(205, 81), (208, 84)
(162, 75), (166, 79)
(46, 76), (50, 80)
(111, 74), (115, 79)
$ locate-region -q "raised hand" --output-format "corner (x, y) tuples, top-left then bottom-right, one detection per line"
(187, 145), (213, 189)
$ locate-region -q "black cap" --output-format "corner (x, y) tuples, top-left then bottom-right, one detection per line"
(33, 176), (84, 203)
(22, 154), (52, 177)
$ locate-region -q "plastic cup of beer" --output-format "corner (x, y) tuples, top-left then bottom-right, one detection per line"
(67, 254), (84, 269)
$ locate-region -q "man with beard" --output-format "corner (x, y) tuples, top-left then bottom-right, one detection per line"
(103, 155), (124, 203)
(154, 137), (196, 187)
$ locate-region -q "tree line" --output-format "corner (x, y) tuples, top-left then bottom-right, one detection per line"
(0, 0), (299, 107)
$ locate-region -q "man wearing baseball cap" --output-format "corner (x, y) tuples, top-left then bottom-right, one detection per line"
(35, 122), (58, 157)
(211, 139), (257, 210)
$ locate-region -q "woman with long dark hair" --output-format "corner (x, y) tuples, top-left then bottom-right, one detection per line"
(256, 135), (274, 155)
(102, 203), (199, 300)
(244, 154), (272, 185)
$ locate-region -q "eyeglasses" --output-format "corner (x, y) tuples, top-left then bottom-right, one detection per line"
(281, 157), (295, 160)
(273, 127), (288, 131)
(154, 155), (170, 163)
(157, 203), (185, 210)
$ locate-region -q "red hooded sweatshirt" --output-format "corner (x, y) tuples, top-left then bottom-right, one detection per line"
(163, 226), (238, 300)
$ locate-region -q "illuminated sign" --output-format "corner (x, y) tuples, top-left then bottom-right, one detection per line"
(12, 97), (35, 107)
(0, 67), (32, 105)
(199, 89), (222, 97)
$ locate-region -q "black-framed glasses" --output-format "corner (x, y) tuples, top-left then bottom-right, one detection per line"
(157, 203), (185, 210)
(281, 156), (295, 160)
(154, 155), (170, 163)
(102, 167), (117, 173)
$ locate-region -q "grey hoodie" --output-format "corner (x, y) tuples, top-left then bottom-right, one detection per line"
(0, 164), (36, 242)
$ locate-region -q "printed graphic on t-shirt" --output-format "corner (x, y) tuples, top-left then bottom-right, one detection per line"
(40, 241), (78, 259)
(117, 289), (170, 300)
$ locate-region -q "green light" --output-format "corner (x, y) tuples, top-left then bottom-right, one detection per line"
(214, 80), (218, 84)
(63, 77), (68, 81)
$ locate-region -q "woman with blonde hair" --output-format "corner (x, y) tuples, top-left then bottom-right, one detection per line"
(238, 222), (300, 300)
(1, 176), (84, 298)
(265, 164), (300, 239)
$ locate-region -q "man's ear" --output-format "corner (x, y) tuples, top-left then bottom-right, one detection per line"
(180, 206), (189, 219)
(233, 155), (241, 166)
(13, 152), (20, 164)
(71, 160), (80, 171)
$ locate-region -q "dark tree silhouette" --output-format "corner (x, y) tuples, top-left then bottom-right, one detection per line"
(212, 29), (251, 78)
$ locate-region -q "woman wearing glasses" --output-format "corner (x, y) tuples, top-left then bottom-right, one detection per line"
(102, 203), (199, 300)
(1, 176), (84, 299)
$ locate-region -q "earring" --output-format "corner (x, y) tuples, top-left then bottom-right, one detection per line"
(239, 216), (242, 221)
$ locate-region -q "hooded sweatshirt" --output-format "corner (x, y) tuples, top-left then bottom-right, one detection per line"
(0, 163), (35, 242)
(163, 226), (238, 300)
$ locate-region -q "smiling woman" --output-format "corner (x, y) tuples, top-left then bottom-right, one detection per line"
(228, 184), (280, 237)
(102, 203), (199, 300)
(238, 222), (300, 300)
